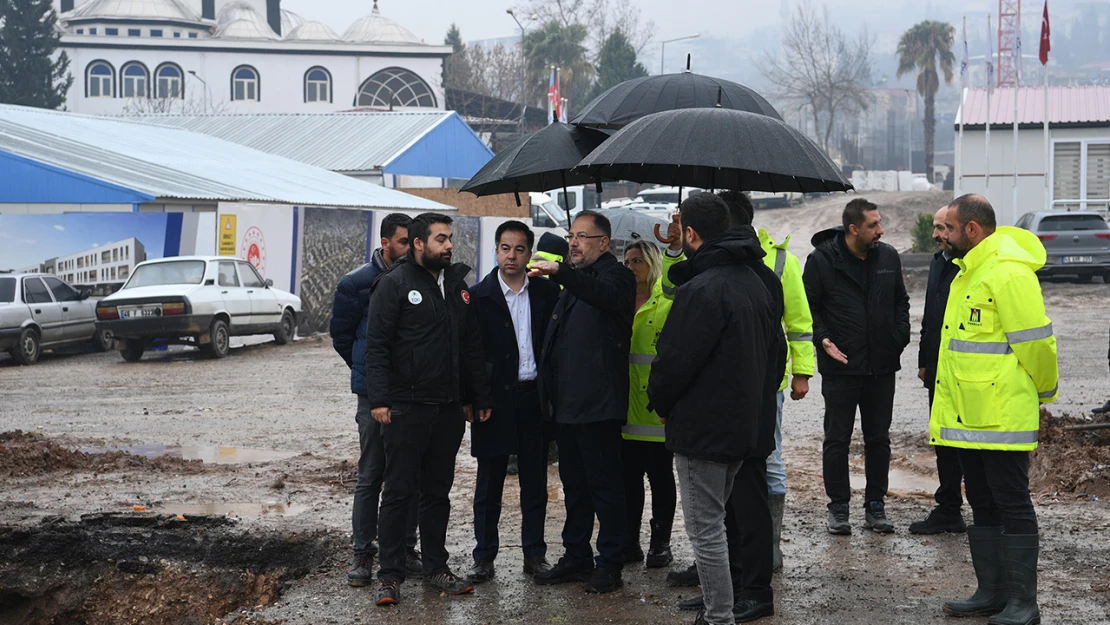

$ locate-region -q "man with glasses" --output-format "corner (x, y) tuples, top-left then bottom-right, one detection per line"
(528, 211), (636, 594)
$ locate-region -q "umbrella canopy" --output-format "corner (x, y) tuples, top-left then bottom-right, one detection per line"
(571, 71), (782, 130)
(575, 107), (853, 194)
(460, 122), (609, 198)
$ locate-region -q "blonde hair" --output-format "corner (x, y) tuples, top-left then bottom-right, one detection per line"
(625, 240), (663, 286)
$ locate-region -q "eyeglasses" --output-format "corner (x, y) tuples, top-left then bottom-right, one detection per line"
(565, 233), (607, 242)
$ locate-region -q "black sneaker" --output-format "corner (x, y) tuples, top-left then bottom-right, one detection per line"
(827, 503), (851, 535)
(533, 556), (593, 585)
(678, 595), (704, 610)
(466, 559), (495, 583)
(864, 501), (894, 533)
(423, 570), (475, 595)
(666, 562), (700, 587)
(523, 555), (552, 576)
(908, 507), (967, 534)
(733, 598), (775, 623)
(376, 579), (400, 606)
(584, 566), (623, 593)
(347, 553), (375, 587)
(405, 547), (422, 576)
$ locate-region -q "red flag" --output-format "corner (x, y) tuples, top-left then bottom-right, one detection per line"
(1039, 1), (1051, 65)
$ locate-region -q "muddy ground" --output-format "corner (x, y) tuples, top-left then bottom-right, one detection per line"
(2, 279), (1109, 623)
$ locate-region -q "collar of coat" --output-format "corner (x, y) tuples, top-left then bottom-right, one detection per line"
(668, 226), (766, 287)
(391, 252), (473, 291)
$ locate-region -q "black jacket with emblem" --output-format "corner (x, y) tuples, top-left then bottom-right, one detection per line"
(647, 230), (784, 464)
(469, 269), (560, 458)
(364, 252), (492, 410)
(803, 227), (911, 377)
(540, 251), (636, 425)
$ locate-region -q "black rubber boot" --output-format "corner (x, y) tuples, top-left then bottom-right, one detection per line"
(943, 526), (1009, 617)
(645, 518), (673, 568)
(988, 534), (1041, 625)
(769, 493), (785, 572)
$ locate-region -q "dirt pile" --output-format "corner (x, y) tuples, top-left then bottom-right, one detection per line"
(1032, 408), (1110, 497)
(0, 431), (207, 477)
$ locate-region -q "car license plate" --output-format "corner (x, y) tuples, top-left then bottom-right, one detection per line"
(119, 305), (162, 318)
(1061, 256), (1093, 264)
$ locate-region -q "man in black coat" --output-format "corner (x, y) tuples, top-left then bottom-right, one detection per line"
(803, 198), (911, 535)
(465, 221), (560, 583)
(365, 213), (493, 606)
(910, 204), (967, 535)
(648, 194), (781, 625)
(527, 210), (636, 594)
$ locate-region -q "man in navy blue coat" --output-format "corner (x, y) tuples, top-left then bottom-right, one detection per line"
(330, 213), (420, 587)
(465, 221), (561, 583)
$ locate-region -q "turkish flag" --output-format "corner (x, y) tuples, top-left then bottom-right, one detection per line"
(1039, 1), (1051, 65)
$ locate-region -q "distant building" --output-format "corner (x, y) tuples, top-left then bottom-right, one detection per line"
(53, 237), (146, 291)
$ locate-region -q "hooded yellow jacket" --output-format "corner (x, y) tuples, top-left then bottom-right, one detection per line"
(759, 229), (815, 391)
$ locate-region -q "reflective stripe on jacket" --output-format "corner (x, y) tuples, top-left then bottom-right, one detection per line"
(759, 229), (815, 391)
(930, 227), (1059, 452)
(623, 251), (682, 442)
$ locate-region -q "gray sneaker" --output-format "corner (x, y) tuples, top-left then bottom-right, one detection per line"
(827, 503), (851, 535)
(864, 501), (894, 533)
(347, 553), (374, 587)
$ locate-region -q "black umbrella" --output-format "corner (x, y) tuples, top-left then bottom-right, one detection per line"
(460, 122), (609, 224)
(571, 58), (782, 129)
(575, 106), (852, 194)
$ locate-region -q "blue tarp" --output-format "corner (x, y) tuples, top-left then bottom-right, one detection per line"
(383, 113), (493, 180)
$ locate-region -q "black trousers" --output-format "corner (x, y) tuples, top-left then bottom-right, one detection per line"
(621, 439), (676, 544)
(957, 448), (1037, 535)
(821, 373), (896, 506)
(473, 387), (549, 561)
(557, 420), (627, 570)
(353, 394), (418, 556)
(377, 402), (465, 582)
(726, 457), (773, 603)
(927, 387), (965, 512)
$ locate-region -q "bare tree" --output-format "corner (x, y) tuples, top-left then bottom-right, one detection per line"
(446, 42), (527, 104)
(517, 0), (653, 62)
(121, 92), (228, 116)
(759, 1), (872, 154)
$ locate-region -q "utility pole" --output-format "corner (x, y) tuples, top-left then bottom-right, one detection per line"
(660, 34), (700, 75)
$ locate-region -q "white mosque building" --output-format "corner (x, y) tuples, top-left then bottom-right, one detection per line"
(53, 0), (450, 115)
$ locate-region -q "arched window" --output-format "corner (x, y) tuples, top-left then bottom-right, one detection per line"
(155, 63), (183, 99)
(356, 67), (436, 108)
(304, 66), (331, 103)
(86, 61), (114, 98)
(121, 62), (149, 98)
(231, 65), (259, 102)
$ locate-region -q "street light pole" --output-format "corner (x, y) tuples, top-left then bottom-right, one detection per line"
(506, 8), (534, 132)
(660, 34), (700, 75)
(187, 70), (208, 115)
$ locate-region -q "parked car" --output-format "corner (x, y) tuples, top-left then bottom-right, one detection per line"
(1016, 211), (1110, 282)
(95, 256), (301, 361)
(0, 273), (113, 365)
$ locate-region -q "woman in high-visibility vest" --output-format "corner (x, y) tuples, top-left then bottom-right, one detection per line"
(620, 238), (683, 568)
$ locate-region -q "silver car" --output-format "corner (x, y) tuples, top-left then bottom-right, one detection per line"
(0, 274), (114, 365)
(1016, 211), (1110, 282)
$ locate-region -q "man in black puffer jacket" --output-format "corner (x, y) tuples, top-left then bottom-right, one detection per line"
(803, 198), (910, 536)
(648, 194), (781, 625)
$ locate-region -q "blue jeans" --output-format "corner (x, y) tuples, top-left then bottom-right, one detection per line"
(766, 392), (786, 496)
(676, 453), (744, 625)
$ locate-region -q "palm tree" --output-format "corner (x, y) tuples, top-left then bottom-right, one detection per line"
(522, 21), (594, 114)
(896, 21), (955, 181)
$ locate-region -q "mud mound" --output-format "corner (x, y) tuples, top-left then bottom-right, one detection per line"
(1031, 408), (1110, 497)
(0, 431), (206, 477)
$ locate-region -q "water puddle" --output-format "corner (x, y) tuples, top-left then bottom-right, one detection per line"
(849, 466), (939, 494)
(80, 444), (299, 464)
(156, 502), (308, 518)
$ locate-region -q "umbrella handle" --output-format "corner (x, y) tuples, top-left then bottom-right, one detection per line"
(654, 223), (677, 244)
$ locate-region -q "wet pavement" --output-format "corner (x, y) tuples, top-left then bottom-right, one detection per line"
(79, 444), (300, 464)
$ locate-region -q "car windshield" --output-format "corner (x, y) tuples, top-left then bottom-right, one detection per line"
(1039, 215), (1110, 231)
(123, 260), (206, 288)
(638, 192), (679, 204)
(0, 277), (14, 303)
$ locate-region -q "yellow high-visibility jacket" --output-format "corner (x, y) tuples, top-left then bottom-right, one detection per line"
(623, 251), (683, 442)
(759, 229), (815, 391)
(930, 227), (1059, 451)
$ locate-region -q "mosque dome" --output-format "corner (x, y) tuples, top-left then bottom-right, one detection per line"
(214, 1), (279, 39)
(67, 0), (203, 23)
(280, 9), (305, 34)
(343, 0), (423, 45)
(286, 21), (340, 42)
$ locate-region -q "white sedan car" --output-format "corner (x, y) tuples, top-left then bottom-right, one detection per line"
(95, 256), (301, 361)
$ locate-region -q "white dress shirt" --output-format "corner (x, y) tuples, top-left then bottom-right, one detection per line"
(498, 271), (536, 381)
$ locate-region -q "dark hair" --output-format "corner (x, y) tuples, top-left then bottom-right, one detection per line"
(495, 220), (535, 249)
(950, 194), (997, 233)
(574, 210), (612, 238)
(380, 213), (412, 240)
(717, 190), (754, 227)
(842, 198), (879, 231)
(679, 193), (730, 242)
(410, 212), (453, 244)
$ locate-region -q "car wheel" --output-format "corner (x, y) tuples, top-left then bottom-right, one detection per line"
(274, 309), (294, 345)
(120, 339), (145, 362)
(91, 328), (113, 352)
(202, 319), (230, 359)
(1076, 273), (1093, 284)
(12, 328), (41, 365)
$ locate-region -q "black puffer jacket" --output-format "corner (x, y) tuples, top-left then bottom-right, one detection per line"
(647, 231), (784, 464)
(803, 227), (910, 377)
(364, 253), (492, 410)
(918, 250), (959, 389)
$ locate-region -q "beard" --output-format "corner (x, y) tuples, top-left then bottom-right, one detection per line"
(422, 250), (452, 271)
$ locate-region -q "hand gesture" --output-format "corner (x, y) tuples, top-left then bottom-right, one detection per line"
(821, 338), (848, 365)
(527, 260), (560, 278)
(372, 407), (391, 424)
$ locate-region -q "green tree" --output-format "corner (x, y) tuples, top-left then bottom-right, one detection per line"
(443, 23), (475, 91)
(0, 0), (73, 109)
(911, 212), (935, 253)
(444, 22), (464, 52)
(896, 21), (955, 179)
(586, 27), (646, 102)
(522, 20), (593, 114)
